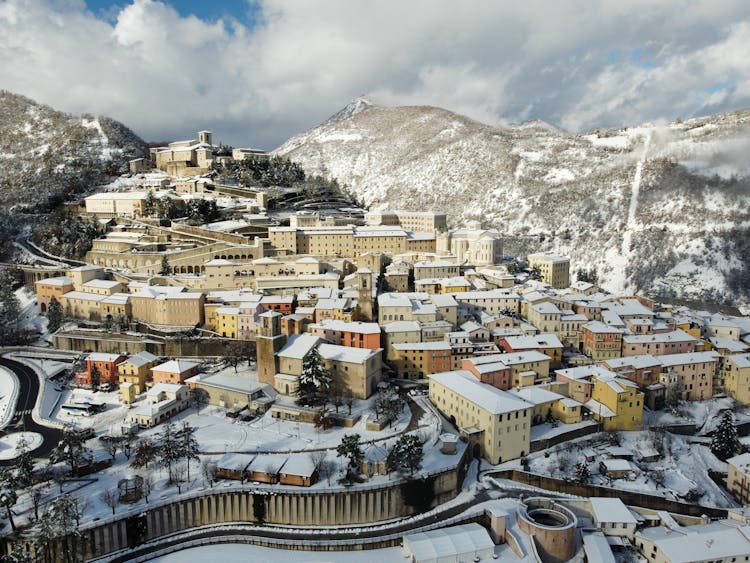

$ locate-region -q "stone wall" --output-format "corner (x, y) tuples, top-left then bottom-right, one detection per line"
(2, 458), (468, 561)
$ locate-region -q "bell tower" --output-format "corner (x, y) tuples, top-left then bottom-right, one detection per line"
(356, 267), (374, 322)
(256, 310), (286, 385)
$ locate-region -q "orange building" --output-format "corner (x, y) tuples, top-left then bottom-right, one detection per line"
(581, 321), (623, 360)
(75, 353), (126, 387)
(389, 342), (452, 379)
(260, 295), (295, 315)
(150, 359), (201, 385)
(35, 277), (74, 314)
(309, 320), (382, 350)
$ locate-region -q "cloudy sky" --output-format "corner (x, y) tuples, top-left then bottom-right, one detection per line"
(1, 0), (749, 148)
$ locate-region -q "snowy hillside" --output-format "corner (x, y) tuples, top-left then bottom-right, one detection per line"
(275, 101), (750, 310)
(0, 91), (146, 210)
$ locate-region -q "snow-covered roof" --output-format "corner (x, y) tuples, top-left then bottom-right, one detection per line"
(502, 333), (564, 349)
(510, 386), (564, 405)
(602, 355), (660, 370)
(36, 276), (73, 286)
(382, 321), (421, 333)
(317, 343), (380, 364)
(658, 351), (720, 367)
(582, 321), (623, 334)
(151, 359), (200, 374)
(465, 351), (550, 366)
(590, 497), (638, 524)
(556, 365), (617, 381)
(87, 352), (123, 362)
(122, 351), (158, 368)
(728, 354), (750, 369)
(623, 329), (698, 344)
(582, 532), (616, 563)
(277, 334), (320, 360)
(637, 521), (750, 563)
(403, 523), (494, 561)
(312, 319), (381, 334)
(393, 342), (451, 351)
(279, 455), (316, 477)
(217, 453), (255, 471)
(429, 371), (531, 414)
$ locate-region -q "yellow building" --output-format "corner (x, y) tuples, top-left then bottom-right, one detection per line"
(429, 370), (532, 464)
(588, 375), (644, 431)
(118, 351), (159, 394)
(727, 453), (750, 505)
(527, 253), (570, 289)
(725, 354), (750, 405)
(216, 306), (239, 338)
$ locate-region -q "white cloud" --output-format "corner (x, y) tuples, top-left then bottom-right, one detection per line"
(1, 0), (749, 148)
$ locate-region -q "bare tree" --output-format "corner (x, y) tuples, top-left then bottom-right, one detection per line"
(104, 440), (118, 462)
(201, 460), (216, 488)
(173, 464), (187, 494)
(141, 475), (154, 503)
(343, 389), (355, 416)
(99, 488), (118, 515)
(119, 435), (134, 460)
(30, 484), (47, 522)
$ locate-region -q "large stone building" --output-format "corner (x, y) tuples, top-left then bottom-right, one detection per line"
(436, 223), (503, 266)
(527, 253), (570, 289)
(428, 370), (532, 464)
(268, 225), (436, 257)
(364, 210), (447, 233)
(153, 130), (214, 175)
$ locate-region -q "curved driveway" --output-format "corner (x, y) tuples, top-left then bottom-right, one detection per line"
(0, 357), (63, 463)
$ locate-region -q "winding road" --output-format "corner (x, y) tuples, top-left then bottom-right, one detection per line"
(0, 357), (63, 463)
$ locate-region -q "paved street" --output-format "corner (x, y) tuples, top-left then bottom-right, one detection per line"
(0, 357), (63, 463)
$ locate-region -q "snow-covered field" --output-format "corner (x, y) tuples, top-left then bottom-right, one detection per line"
(0, 366), (19, 429)
(0, 432), (42, 460)
(522, 430), (736, 508)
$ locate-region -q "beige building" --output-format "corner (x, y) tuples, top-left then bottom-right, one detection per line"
(268, 225), (436, 257)
(429, 370), (532, 464)
(725, 354), (750, 405)
(727, 453), (750, 505)
(126, 383), (189, 428)
(84, 191), (183, 218)
(364, 210), (447, 233)
(118, 351), (159, 395)
(129, 287), (205, 327)
(413, 260), (460, 281)
(454, 290), (521, 316)
(153, 130), (214, 175)
(527, 253), (570, 289)
(436, 223), (503, 266)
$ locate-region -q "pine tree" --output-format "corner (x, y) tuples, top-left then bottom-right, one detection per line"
(336, 434), (364, 481)
(131, 437), (157, 469)
(14, 438), (35, 488)
(0, 273), (22, 345)
(574, 461), (590, 483)
(297, 347), (331, 407)
(159, 255), (170, 275)
(89, 364), (101, 390)
(387, 435), (424, 476)
(156, 423), (181, 483)
(711, 411), (741, 461)
(0, 467), (18, 532)
(47, 296), (63, 333)
(177, 422), (200, 481)
(51, 425), (92, 474)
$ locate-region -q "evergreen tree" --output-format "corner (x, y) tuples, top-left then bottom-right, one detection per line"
(336, 434), (364, 481)
(711, 411), (741, 461)
(297, 347), (331, 406)
(178, 422), (200, 481)
(46, 296), (63, 333)
(143, 190), (157, 216)
(159, 255), (170, 275)
(50, 425), (92, 474)
(528, 265), (543, 281)
(14, 438), (35, 488)
(156, 422), (181, 483)
(574, 461), (590, 483)
(0, 272), (22, 345)
(387, 435), (424, 476)
(36, 493), (86, 563)
(131, 437), (157, 469)
(0, 467), (18, 532)
(89, 364), (101, 390)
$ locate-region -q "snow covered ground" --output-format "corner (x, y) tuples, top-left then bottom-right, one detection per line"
(647, 397), (750, 435)
(522, 430), (736, 508)
(148, 544), (404, 563)
(0, 366), (19, 428)
(0, 431), (42, 460)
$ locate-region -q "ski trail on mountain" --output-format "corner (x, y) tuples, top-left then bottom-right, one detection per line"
(618, 130), (653, 288)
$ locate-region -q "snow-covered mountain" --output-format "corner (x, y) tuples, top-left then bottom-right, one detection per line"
(0, 91), (146, 210)
(275, 101), (750, 310)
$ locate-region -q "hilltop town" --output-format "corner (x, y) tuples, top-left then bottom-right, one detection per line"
(3, 129), (750, 562)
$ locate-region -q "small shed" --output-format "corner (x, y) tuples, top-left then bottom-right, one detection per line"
(278, 454), (318, 487)
(215, 453), (256, 481)
(599, 459), (639, 479)
(245, 454), (288, 484)
(362, 443), (389, 477)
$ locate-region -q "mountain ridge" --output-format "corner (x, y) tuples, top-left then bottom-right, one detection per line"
(275, 100), (750, 310)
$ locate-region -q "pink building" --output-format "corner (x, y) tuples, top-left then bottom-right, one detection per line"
(622, 329), (698, 357)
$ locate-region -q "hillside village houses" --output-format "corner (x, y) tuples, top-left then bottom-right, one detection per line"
(34, 133), (750, 478)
